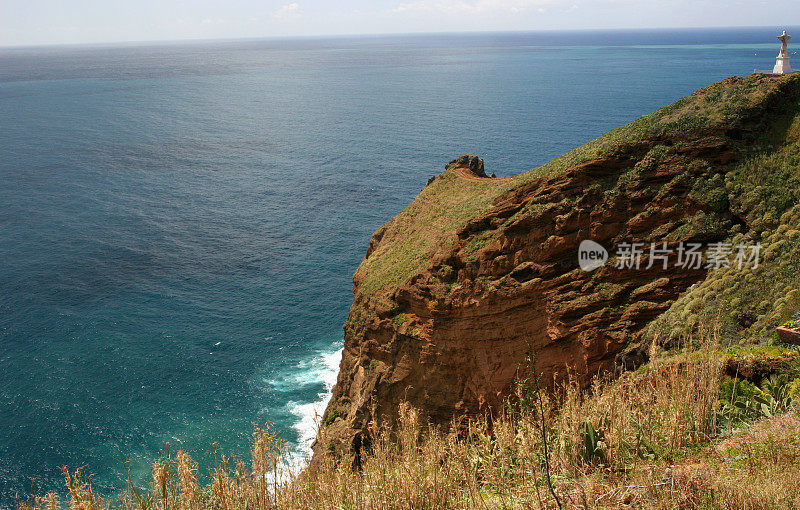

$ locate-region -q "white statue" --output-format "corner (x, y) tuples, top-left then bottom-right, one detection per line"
(778, 30), (791, 57)
(773, 30), (793, 74)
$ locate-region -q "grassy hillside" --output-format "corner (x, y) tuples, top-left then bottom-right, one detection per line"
(647, 79), (800, 346)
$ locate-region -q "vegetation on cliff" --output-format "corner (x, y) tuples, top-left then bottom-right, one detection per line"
(326, 72), (800, 471)
(356, 73), (799, 302)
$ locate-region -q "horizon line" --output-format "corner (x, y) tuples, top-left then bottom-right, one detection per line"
(1, 23), (797, 51)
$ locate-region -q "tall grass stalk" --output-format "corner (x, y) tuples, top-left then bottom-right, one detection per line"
(21, 354), (800, 510)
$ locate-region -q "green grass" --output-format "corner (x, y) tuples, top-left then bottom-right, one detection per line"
(638, 78), (800, 346)
(391, 313), (407, 327)
(648, 151), (800, 345)
(324, 409), (340, 426)
(355, 169), (519, 298)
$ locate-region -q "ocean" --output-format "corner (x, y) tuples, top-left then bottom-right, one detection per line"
(0, 27), (793, 503)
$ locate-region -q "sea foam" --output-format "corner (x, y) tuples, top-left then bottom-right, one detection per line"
(281, 345), (342, 468)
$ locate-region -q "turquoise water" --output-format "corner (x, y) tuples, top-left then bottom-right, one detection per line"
(0, 27), (792, 503)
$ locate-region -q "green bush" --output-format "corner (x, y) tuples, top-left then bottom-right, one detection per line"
(324, 409), (340, 427)
(718, 375), (795, 428)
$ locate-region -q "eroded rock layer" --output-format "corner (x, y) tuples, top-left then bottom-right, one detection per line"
(315, 74), (800, 461)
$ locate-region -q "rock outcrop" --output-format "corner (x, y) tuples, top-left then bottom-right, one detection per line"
(448, 154), (487, 177)
(315, 73), (800, 463)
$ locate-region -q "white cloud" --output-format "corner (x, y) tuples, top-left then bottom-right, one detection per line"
(272, 3), (302, 20)
(392, 0), (555, 14)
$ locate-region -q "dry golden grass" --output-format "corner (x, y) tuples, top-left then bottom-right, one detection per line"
(701, 410), (800, 509)
(19, 352), (800, 510)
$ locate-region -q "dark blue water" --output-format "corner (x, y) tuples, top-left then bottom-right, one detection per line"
(0, 27), (791, 503)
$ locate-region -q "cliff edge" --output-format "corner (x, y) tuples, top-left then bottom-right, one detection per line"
(316, 73), (800, 463)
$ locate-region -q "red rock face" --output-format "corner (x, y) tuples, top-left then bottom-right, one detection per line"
(314, 74), (800, 463)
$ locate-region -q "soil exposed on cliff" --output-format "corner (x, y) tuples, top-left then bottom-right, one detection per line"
(317, 73), (800, 462)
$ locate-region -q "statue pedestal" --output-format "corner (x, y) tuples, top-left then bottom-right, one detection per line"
(773, 56), (793, 74)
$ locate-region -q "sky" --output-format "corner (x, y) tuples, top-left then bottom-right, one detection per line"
(0, 0), (798, 47)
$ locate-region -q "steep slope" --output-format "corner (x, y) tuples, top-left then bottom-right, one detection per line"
(316, 73), (800, 462)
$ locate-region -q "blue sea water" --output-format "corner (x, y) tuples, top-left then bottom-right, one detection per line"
(0, 27), (794, 503)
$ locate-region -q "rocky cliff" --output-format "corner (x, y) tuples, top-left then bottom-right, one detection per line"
(316, 73), (800, 462)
